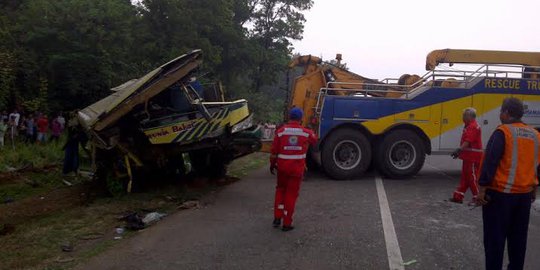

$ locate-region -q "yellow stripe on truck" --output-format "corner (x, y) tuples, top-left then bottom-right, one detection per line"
(361, 93), (535, 139)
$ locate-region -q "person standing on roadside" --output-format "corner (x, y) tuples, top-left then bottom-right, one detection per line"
(270, 107), (318, 231)
(450, 108), (483, 204)
(0, 118), (7, 148)
(1, 110), (8, 123)
(477, 97), (539, 270)
(25, 114), (35, 144)
(50, 116), (62, 142)
(36, 113), (49, 143)
(8, 109), (20, 127)
(56, 112), (66, 131)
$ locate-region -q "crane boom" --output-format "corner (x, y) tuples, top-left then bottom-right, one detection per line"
(426, 49), (540, 70)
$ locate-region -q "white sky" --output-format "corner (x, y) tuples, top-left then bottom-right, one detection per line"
(292, 0), (540, 79)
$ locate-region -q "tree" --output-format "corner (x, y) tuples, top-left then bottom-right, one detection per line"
(0, 0), (313, 122)
(242, 0), (313, 92)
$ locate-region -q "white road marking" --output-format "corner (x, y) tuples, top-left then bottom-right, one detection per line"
(375, 177), (404, 270)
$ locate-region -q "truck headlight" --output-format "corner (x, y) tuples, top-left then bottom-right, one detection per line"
(232, 114), (254, 133)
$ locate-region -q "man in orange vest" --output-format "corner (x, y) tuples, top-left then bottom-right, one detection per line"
(450, 108), (483, 204)
(270, 108), (318, 231)
(477, 98), (539, 270)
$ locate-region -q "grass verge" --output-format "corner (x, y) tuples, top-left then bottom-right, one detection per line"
(0, 152), (268, 270)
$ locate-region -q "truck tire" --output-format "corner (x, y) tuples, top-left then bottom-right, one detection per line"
(375, 130), (425, 179)
(321, 128), (371, 180)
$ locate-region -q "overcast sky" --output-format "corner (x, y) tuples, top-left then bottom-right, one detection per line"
(292, 0), (540, 79)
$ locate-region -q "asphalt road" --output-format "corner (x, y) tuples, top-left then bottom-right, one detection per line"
(79, 156), (540, 270)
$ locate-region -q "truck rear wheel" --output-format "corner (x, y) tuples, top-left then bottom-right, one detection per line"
(375, 130), (425, 179)
(321, 128), (371, 180)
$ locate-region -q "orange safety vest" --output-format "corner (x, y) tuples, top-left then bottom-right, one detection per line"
(490, 123), (540, 193)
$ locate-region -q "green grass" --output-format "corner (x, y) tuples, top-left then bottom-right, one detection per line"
(0, 171), (68, 201)
(227, 152), (268, 178)
(0, 140), (64, 172)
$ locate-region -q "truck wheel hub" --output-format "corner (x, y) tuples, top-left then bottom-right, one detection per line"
(389, 140), (416, 170)
(333, 140), (362, 170)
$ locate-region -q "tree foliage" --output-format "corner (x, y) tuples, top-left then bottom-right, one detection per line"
(0, 0), (312, 122)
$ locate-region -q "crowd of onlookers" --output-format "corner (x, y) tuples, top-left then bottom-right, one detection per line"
(0, 109), (66, 149)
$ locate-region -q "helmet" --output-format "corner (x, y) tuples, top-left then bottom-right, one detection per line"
(289, 107), (303, 121)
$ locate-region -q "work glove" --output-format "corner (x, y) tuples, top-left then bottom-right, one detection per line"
(451, 148), (461, 159)
(270, 164), (277, 175)
(532, 186), (538, 203)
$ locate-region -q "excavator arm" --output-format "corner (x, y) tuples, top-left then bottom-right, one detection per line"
(286, 54), (405, 128)
(426, 49), (540, 70)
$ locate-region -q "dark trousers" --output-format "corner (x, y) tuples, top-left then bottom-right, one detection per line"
(63, 144), (79, 174)
(482, 190), (532, 270)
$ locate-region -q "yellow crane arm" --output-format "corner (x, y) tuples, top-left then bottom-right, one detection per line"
(426, 49), (540, 70)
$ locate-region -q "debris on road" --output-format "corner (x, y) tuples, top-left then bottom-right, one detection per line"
(61, 242), (74, 252)
(142, 212), (167, 225)
(63, 180), (74, 186)
(115, 227), (125, 235)
(402, 259), (417, 266)
(120, 212), (145, 231)
(177, 200), (200, 210)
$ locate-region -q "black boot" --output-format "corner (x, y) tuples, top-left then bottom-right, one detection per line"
(282, 225), (294, 232)
(272, 218), (281, 228)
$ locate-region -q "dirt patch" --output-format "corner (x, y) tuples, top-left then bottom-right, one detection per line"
(0, 184), (90, 226)
(0, 172), (21, 185)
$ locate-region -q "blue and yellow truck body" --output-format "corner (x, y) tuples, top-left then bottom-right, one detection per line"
(286, 49), (540, 179)
(319, 77), (540, 152)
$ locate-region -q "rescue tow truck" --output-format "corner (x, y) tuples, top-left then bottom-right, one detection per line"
(280, 49), (540, 180)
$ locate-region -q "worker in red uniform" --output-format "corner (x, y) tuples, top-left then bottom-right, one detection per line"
(450, 108), (483, 204)
(477, 98), (539, 270)
(270, 108), (317, 231)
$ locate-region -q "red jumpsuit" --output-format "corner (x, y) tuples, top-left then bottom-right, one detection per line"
(270, 121), (317, 227)
(453, 119), (483, 202)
